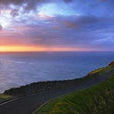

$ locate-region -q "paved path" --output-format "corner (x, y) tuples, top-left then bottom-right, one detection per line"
(0, 70), (114, 114)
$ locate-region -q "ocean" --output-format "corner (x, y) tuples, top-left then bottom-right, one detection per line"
(0, 52), (114, 93)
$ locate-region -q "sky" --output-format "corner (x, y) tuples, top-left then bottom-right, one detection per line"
(0, 0), (114, 52)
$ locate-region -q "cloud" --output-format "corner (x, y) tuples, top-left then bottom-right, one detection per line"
(10, 9), (19, 17)
(0, 0), (72, 11)
(0, 0), (114, 51)
(0, 0), (47, 11)
(64, 0), (73, 3)
(0, 25), (3, 30)
(53, 15), (101, 29)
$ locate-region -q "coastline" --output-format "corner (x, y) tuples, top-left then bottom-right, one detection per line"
(0, 62), (114, 114)
(4, 63), (113, 97)
(3, 73), (98, 96)
(0, 51), (114, 94)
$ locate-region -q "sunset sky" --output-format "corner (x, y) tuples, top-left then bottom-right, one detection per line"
(0, 0), (114, 52)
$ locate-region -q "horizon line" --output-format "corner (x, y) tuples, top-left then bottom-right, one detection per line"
(0, 50), (114, 53)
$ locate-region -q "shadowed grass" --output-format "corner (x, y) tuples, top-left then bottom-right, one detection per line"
(88, 65), (113, 76)
(35, 66), (114, 114)
(0, 94), (12, 103)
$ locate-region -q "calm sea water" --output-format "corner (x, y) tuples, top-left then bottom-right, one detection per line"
(0, 52), (114, 93)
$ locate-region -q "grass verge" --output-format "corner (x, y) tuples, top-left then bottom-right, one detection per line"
(35, 66), (114, 114)
(0, 94), (12, 104)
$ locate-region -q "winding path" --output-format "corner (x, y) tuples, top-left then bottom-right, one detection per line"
(0, 70), (114, 114)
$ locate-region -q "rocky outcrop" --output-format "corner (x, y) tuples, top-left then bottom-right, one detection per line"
(109, 61), (114, 67)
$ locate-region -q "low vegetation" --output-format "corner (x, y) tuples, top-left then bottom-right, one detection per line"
(35, 63), (114, 114)
(0, 94), (12, 103)
(3, 61), (114, 113)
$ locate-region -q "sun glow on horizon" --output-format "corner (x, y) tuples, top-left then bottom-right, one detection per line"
(0, 46), (46, 52)
(0, 46), (91, 52)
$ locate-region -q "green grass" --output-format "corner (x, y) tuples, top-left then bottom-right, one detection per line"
(35, 66), (114, 114)
(88, 67), (104, 75)
(0, 94), (12, 103)
(88, 65), (113, 76)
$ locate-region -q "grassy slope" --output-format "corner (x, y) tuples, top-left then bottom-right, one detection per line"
(0, 94), (12, 103)
(35, 66), (114, 114)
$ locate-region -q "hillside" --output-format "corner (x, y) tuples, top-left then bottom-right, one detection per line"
(0, 94), (12, 104)
(0, 62), (114, 114)
(35, 62), (114, 114)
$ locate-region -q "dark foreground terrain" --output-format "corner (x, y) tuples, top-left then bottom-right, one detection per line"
(0, 62), (114, 114)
